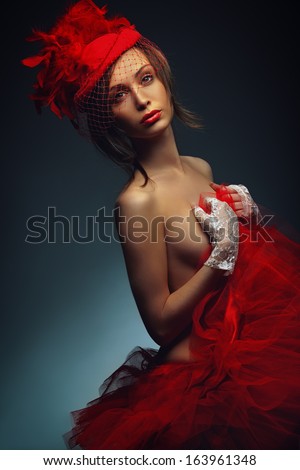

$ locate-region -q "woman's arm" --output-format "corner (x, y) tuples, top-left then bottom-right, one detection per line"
(114, 190), (227, 347)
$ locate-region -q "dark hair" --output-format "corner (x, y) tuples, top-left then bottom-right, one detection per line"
(76, 36), (202, 187)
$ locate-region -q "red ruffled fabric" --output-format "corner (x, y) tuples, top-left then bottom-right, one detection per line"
(65, 207), (300, 450)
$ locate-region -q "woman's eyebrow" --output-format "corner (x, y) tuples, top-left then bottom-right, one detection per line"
(109, 63), (152, 92)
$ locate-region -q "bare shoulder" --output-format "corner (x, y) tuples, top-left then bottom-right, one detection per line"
(114, 182), (166, 246)
(114, 181), (158, 219)
(183, 156), (213, 180)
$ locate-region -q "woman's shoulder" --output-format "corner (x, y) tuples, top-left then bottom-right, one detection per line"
(182, 155), (213, 180)
(115, 180), (157, 218)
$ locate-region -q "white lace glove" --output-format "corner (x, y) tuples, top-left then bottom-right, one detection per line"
(210, 182), (261, 222)
(193, 198), (239, 276)
(228, 184), (261, 221)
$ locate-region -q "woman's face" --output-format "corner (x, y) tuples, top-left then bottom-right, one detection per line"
(109, 48), (173, 139)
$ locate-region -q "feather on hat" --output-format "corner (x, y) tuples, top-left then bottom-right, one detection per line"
(22, 0), (141, 119)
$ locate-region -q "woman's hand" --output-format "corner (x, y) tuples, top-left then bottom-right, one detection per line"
(192, 197), (239, 276)
(209, 182), (261, 220)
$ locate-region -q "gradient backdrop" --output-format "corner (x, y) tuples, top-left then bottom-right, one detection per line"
(1, 0), (299, 449)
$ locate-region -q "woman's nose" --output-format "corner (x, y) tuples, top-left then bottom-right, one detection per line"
(131, 87), (150, 110)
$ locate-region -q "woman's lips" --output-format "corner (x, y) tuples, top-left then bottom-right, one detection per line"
(140, 110), (162, 125)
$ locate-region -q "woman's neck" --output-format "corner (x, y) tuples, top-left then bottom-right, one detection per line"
(132, 125), (184, 177)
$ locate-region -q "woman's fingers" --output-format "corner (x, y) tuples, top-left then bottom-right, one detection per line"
(208, 183), (245, 217)
(230, 193), (241, 202)
(233, 201), (243, 210)
(235, 209), (245, 217)
(210, 181), (238, 195)
(209, 181), (221, 191)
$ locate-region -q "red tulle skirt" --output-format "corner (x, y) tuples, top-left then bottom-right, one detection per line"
(66, 216), (300, 450)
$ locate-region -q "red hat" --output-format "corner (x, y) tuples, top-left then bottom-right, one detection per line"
(22, 0), (141, 120)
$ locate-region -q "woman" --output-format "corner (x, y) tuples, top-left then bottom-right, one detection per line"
(22, 0), (300, 449)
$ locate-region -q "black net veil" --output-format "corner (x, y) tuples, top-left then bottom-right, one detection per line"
(72, 36), (173, 142)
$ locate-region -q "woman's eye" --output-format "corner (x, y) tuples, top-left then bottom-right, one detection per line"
(111, 90), (128, 104)
(141, 73), (153, 84)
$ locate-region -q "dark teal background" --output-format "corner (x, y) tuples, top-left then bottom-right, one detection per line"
(1, 0), (299, 449)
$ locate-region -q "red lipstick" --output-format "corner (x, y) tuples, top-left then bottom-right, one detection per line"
(140, 109), (162, 125)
